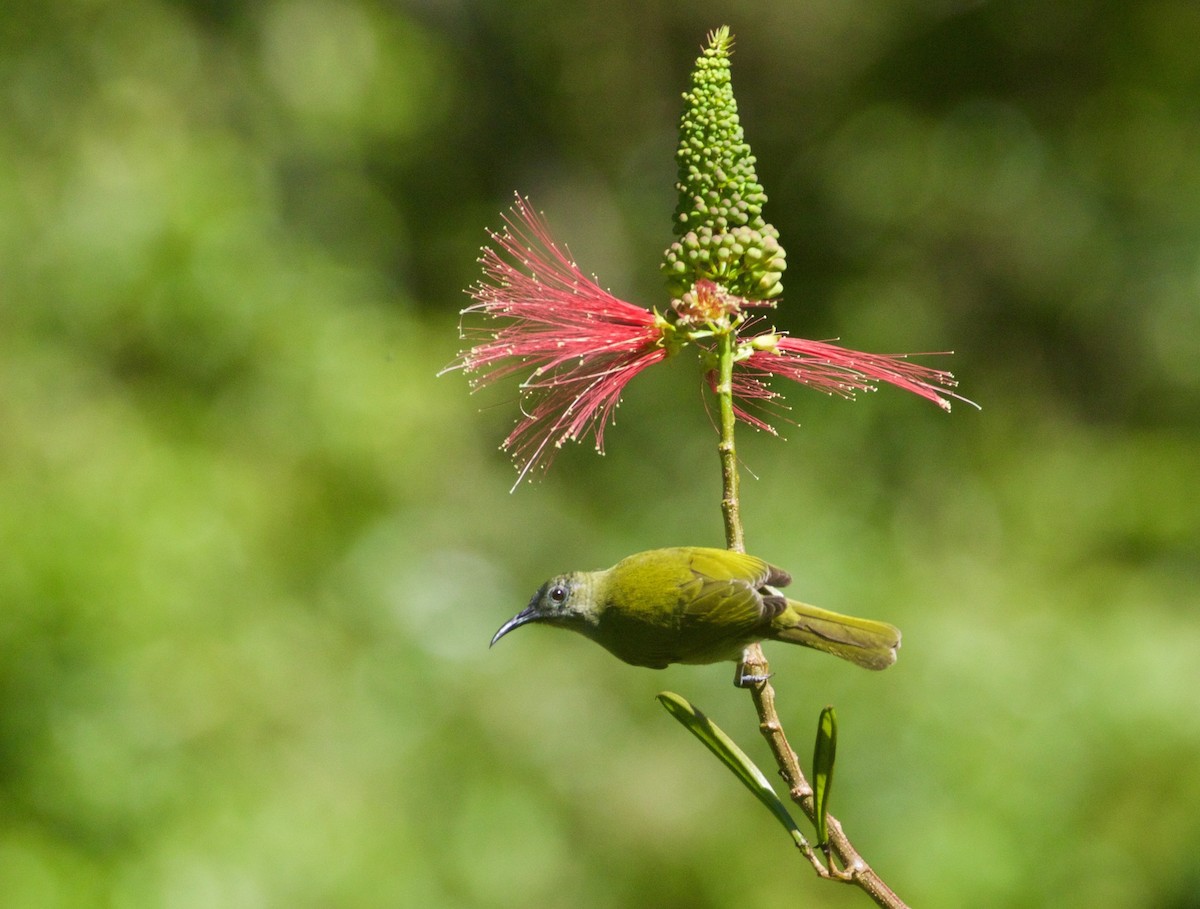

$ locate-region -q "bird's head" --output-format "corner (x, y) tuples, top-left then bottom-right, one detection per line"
(490, 572), (598, 647)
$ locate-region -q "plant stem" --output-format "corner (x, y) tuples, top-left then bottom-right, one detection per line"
(714, 330), (744, 554)
(711, 328), (908, 909)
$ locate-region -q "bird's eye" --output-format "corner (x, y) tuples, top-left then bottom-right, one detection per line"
(548, 584), (569, 606)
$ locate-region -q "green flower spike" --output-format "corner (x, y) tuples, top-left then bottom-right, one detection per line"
(662, 26), (787, 303)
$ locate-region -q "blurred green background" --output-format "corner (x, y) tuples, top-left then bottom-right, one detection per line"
(2, 1), (1198, 906)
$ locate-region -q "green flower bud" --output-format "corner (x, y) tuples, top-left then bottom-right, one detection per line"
(661, 28), (787, 303)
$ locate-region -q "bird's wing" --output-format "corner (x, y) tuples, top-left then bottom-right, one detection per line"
(682, 548), (791, 590)
(672, 549), (790, 654)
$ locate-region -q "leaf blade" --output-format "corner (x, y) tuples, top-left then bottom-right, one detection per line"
(812, 705), (838, 847)
(657, 691), (804, 846)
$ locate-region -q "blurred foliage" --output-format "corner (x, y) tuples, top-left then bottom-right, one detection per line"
(1, 1), (1198, 907)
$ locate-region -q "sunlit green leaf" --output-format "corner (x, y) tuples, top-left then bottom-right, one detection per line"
(812, 705), (837, 847)
(657, 691), (805, 847)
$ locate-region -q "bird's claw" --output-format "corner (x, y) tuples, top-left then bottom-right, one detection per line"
(734, 664), (773, 688)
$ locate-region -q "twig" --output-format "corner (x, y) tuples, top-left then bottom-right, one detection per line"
(713, 327), (909, 909)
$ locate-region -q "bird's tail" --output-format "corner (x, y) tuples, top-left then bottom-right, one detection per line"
(772, 600), (901, 670)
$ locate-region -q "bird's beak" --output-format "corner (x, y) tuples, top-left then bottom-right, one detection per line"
(490, 604), (540, 648)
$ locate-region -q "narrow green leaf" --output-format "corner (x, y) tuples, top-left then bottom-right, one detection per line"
(812, 705), (838, 847)
(657, 691), (805, 847)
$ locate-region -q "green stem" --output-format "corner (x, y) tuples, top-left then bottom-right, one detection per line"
(714, 329), (744, 554)
(711, 327), (907, 909)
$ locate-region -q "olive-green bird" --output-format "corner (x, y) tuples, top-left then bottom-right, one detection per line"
(491, 547), (900, 670)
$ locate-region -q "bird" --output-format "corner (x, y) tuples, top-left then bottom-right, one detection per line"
(491, 546), (900, 671)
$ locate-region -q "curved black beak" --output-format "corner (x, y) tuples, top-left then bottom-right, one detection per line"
(490, 604), (540, 648)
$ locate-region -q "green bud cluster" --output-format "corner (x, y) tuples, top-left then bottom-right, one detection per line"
(662, 26), (787, 302)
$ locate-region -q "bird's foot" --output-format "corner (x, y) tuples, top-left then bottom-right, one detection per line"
(734, 663), (773, 688)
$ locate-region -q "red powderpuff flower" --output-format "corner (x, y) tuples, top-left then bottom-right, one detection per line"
(447, 197), (972, 486)
(724, 334), (972, 432)
(444, 196), (671, 484)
